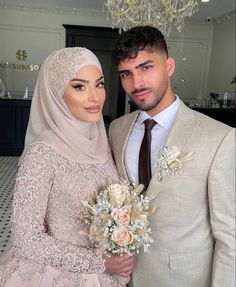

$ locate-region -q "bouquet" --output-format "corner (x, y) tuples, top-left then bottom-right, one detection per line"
(83, 179), (156, 256)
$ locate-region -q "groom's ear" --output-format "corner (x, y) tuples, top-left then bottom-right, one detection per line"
(166, 57), (175, 77)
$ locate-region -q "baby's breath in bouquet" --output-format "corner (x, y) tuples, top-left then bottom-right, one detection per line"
(83, 179), (156, 256)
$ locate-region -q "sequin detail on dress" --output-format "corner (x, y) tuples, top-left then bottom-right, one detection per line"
(0, 143), (129, 287)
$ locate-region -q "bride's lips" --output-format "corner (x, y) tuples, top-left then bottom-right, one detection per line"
(85, 105), (101, 113)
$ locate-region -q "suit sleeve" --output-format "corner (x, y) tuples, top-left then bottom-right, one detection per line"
(208, 128), (235, 287)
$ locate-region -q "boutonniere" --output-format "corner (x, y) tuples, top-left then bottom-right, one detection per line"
(156, 146), (193, 181)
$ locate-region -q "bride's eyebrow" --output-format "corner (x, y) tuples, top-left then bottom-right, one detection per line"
(96, 76), (104, 83)
(70, 76), (104, 83)
(71, 78), (89, 83)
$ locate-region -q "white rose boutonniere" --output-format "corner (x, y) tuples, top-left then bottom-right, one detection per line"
(157, 146), (193, 181)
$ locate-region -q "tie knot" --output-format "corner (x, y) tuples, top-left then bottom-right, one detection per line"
(144, 119), (156, 130)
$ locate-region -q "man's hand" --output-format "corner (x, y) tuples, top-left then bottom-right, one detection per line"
(103, 253), (135, 277)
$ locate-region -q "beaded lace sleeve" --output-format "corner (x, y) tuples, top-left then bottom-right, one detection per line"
(11, 143), (105, 273)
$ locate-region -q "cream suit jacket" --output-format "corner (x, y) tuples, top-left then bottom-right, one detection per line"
(109, 102), (235, 287)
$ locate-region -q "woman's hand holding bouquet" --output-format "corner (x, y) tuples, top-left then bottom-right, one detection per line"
(83, 179), (156, 276)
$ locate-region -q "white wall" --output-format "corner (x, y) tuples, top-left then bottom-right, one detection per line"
(207, 16), (235, 99)
(168, 22), (214, 104)
(0, 24), (65, 96)
(0, 6), (109, 97)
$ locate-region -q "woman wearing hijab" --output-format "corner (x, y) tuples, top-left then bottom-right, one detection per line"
(0, 47), (133, 287)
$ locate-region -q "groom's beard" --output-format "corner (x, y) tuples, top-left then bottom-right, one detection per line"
(129, 85), (168, 112)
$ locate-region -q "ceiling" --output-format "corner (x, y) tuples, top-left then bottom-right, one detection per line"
(1, 0), (235, 20)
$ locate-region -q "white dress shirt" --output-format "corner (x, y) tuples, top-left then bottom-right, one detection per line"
(125, 95), (180, 184)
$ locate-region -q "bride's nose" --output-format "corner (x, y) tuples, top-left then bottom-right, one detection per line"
(88, 87), (99, 102)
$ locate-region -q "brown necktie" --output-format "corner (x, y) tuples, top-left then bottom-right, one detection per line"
(138, 119), (156, 190)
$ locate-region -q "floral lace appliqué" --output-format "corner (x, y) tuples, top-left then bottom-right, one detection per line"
(49, 48), (86, 94)
(0, 143), (126, 287)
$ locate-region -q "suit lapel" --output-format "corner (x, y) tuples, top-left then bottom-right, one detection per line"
(147, 102), (199, 197)
(119, 111), (139, 180)
(166, 103), (199, 149)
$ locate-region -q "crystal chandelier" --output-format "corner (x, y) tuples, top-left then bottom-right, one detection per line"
(105, 0), (199, 37)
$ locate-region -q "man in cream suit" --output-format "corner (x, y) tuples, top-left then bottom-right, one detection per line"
(109, 26), (235, 287)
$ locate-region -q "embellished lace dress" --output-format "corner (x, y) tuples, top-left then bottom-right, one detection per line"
(0, 142), (128, 287)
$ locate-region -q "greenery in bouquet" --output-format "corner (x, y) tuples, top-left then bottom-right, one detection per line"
(83, 180), (156, 256)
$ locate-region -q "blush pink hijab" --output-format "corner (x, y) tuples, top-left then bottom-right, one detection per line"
(22, 47), (108, 164)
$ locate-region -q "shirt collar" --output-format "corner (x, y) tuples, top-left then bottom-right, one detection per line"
(137, 95), (180, 129)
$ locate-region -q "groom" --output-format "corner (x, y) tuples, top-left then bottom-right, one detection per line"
(109, 26), (235, 287)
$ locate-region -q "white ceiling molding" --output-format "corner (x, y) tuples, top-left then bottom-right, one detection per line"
(214, 11), (235, 23)
(0, 2), (105, 17)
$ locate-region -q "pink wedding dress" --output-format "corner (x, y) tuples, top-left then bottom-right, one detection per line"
(0, 143), (129, 287)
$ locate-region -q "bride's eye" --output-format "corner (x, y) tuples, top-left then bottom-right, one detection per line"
(74, 84), (86, 91)
(96, 81), (105, 88)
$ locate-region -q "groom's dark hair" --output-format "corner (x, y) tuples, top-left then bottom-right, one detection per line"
(112, 26), (169, 65)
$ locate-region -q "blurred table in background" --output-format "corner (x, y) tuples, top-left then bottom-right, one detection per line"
(130, 100), (236, 128)
(193, 108), (236, 128)
(0, 98), (31, 156)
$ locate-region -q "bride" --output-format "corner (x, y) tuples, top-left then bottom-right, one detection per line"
(0, 47), (134, 287)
